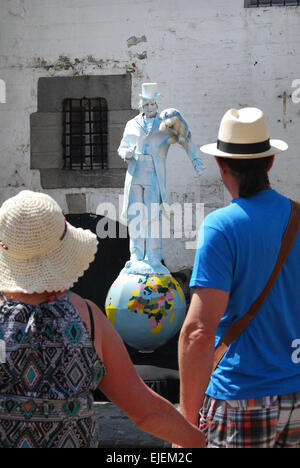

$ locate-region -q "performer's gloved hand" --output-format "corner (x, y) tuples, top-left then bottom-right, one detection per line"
(192, 158), (205, 177)
(125, 146), (136, 160)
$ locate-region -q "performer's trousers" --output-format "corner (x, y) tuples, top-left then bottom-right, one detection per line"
(128, 156), (162, 263)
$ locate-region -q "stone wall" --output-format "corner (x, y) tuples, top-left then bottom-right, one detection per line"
(0, 0), (299, 272)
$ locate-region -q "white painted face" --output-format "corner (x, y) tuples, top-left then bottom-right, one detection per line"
(142, 99), (158, 118)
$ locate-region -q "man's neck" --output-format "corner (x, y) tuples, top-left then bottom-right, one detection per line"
(223, 177), (240, 200)
(228, 185), (240, 200)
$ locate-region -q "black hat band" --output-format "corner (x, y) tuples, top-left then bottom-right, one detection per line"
(217, 139), (271, 155)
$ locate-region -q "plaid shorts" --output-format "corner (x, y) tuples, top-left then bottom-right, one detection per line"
(199, 392), (300, 448)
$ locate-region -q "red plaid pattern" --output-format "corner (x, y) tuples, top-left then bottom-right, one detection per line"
(199, 392), (300, 448)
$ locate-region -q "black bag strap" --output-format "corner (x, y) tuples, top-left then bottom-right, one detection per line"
(85, 300), (95, 343)
(213, 199), (300, 373)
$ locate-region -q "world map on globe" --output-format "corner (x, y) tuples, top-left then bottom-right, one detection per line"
(127, 275), (184, 334)
(105, 273), (186, 350)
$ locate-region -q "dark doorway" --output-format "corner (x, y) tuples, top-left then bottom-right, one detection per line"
(66, 213), (180, 403)
(66, 213), (130, 311)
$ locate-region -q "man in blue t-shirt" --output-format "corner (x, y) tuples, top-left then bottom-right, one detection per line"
(176, 107), (300, 448)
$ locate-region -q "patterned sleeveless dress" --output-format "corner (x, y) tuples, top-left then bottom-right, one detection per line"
(0, 292), (106, 448)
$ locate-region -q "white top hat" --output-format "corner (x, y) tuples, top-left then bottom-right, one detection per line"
(200, 107), (288, 159)
(139, 83), (162, 101)
(0, 190), (98, 293)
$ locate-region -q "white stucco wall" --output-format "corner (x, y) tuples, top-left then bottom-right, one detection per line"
(0, 0), (299, 272)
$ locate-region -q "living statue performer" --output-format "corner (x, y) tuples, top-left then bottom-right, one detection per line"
(105, 84), (205, 351)
(118, 83), (204, 275)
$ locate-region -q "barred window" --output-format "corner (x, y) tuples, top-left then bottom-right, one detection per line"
(246, 0), (300, 6)
(63, 98), (108, 170)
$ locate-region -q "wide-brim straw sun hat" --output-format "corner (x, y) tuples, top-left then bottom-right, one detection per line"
(0, 190), (98, 294)
(200, 107), (288, 159)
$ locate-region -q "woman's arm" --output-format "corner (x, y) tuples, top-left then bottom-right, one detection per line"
(86, 299), (205, 448)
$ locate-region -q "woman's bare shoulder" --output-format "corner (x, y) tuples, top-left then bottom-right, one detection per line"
(69, 292), (102, 313)
(69, 291), (84, 308)
(69, 292), (106, 327)
(69, 293), (108, 359)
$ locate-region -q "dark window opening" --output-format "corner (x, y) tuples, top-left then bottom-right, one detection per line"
(63, 98), (108, 170)
(246, 0), (300, 6)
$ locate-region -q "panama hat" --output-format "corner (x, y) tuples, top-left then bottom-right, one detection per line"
(139, 82), (162, 101)
(0, 190), (98, 293)
(200, 107), (288, 159)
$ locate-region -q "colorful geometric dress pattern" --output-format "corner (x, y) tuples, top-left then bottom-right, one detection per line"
(0, 292), (106, 448)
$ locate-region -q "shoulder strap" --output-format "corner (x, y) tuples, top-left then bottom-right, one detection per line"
(85, 301), (95, 343)
(212, 199), (300, 373)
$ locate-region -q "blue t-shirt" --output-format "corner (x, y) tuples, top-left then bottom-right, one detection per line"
(190, 189), (300, 400)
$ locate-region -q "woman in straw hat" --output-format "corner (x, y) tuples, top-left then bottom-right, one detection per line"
(0, 190), (205, 448)
(176, 108), (300, 448)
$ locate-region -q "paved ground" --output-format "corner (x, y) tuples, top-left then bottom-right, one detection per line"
(94, 402), (172, 448)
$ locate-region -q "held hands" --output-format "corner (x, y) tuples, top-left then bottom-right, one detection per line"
(172, 429), (206, 449)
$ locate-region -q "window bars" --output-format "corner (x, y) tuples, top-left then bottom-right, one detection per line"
(63, 98), (108, 170)
(247, 0), (300, 6)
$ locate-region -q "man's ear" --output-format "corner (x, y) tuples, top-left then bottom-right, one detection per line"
(267, 155), (275, 172)
(215, 157), (227, 174)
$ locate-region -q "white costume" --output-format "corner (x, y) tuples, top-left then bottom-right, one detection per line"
(118, 83), (204, 273)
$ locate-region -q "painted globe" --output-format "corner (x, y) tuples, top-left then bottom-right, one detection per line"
(105, 273), (186, 351)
